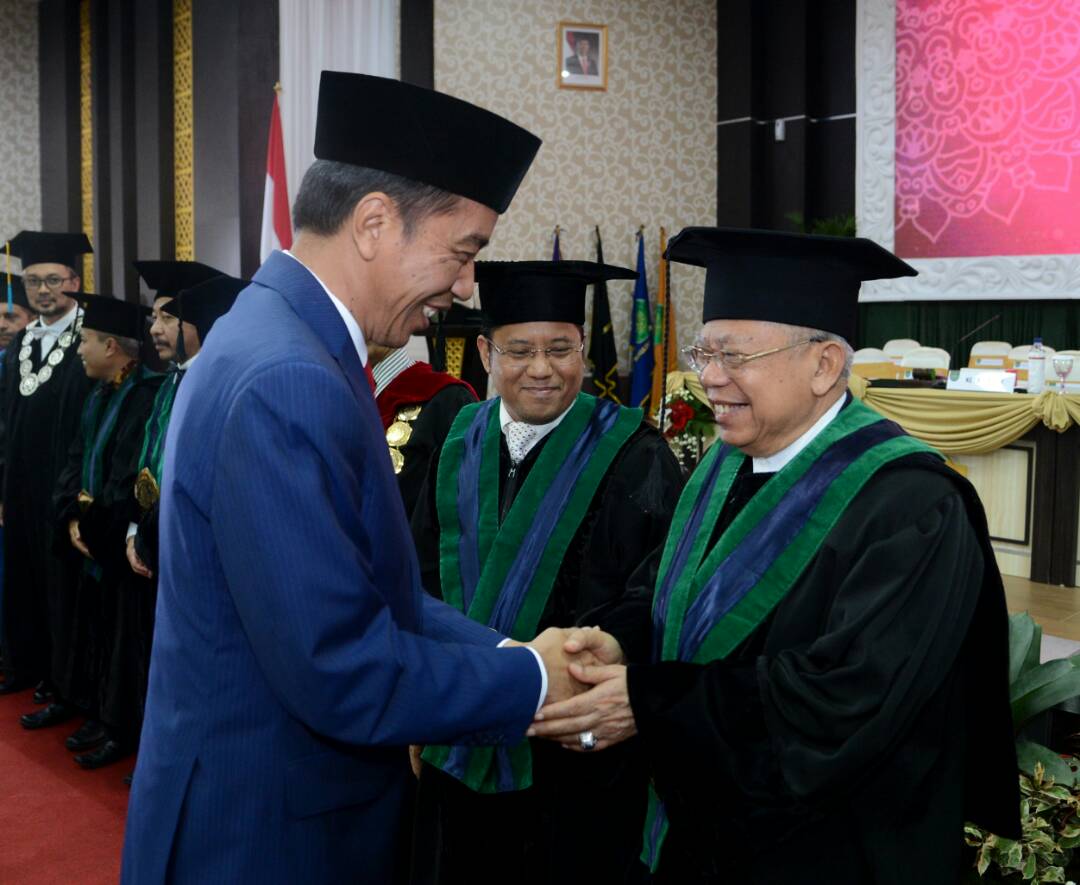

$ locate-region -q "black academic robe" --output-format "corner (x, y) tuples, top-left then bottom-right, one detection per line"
(1, 323), (95, 687)
(393, 383), (477, 519)
(52, 368), (162, 737)
(626, 452), (1020, 884)
(409, 419), (684, 885)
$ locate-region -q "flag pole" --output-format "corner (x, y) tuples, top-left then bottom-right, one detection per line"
(658, 233), (672, 436)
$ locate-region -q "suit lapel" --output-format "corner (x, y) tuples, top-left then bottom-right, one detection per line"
(252, 251), (370, 406)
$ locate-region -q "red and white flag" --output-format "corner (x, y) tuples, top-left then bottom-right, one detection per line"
(260, 87), (293, 262)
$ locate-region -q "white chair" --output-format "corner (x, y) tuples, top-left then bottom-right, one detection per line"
(968, 341), (1012, 369)
(851, 348), (896, 381)
(900, 346), (951, 376)
(883, 338), (920, 364)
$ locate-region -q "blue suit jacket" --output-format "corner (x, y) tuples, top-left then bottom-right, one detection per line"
(121, 252), (540, 884)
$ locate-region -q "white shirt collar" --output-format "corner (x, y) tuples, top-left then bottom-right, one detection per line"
(372, 349), (417, 398)
(178, 351), (200, 370)
(751, 395), (846, 474)
(498, 399), (574, 460)
(282, 250), (368, 366)
(30, 303), (79, 336)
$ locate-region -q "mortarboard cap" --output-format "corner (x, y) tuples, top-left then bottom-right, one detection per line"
(314, 72), (541, 215)
(166, 274), (249, 341)
(77, 294), (150, 340)
(134, 260), (225, 300)
(3, 275), (31, 312)
(665, 227), (917, 343)
(476, 260), (637, 328)
(7, 231), (93, 271)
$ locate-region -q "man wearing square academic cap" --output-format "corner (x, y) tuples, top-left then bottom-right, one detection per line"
(111, 274), (248, 788)
(123, 72), (586, 884)
(531, 228), (1020, 883)
(44, 294), (162, 774)
(409, 260), (684, 884)
(124, 259), (227, 581)
(0, 232), (95, 704)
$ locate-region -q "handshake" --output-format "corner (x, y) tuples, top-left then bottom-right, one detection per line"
(518, 626), (637, 754)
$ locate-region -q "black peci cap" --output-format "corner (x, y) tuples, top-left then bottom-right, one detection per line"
(476, 260), (637, 328)
(7, 231), (93, 272)
(77, 294), (151, 340)
(165, 274), (249, 341)
(133, 260), (225, 300)
(665, 227), (917, 343)
(313, 72), (542, 214)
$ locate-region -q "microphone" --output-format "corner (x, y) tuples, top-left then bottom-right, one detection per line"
(955, 314), (1001, 367)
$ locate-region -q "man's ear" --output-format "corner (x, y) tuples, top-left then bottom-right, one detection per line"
(477, 334), (492, 374)
(349, 192), (396, 261)
(810, 340), (845, 395)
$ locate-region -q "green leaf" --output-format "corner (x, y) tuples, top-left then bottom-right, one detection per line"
(1018, 741), (1077, 788)
(1012, 661), (1080, 730)
(1040, 865), (1066, 882)
(1010, 613), (1040, 685)
(1023, 851), (1038, 879)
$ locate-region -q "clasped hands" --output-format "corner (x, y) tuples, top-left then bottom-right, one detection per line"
(520, 626), (637, 753)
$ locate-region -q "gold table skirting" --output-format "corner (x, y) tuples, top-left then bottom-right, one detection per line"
(667, 371), (1080, 456)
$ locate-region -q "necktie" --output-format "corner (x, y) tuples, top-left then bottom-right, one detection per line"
(505, 421), (537, 464)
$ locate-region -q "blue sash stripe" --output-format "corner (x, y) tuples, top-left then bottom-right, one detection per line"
(650, 446), (732, 662)
(677, 420), (904, 662)
(455, 399), (497, 612)
(487, 399), (621, 633)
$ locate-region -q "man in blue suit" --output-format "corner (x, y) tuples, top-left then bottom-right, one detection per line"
(122, 72), (577, 883)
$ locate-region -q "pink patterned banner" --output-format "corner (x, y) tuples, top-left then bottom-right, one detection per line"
(895, 0), (1080, 259)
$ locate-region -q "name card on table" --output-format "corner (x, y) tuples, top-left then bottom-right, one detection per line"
(946, 368), (1017, 393)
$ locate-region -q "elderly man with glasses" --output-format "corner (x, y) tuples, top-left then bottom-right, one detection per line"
(409, 260), (684, 884)
(530, 227), (1020, 884)
(0, 232), (96, 717)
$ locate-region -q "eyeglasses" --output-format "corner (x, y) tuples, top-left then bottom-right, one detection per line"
(682, 338), (821, 374)
(23, 274), (73, 291)
(485, 338), (585, 366)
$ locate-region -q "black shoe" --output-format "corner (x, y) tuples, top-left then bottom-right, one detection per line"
(0, 678), (29, 695)
(75, 739), (130, 770)
(122, 772), (133, 787)
(20, 702), (75, 730)
(65, 719), (106, 752)
(32, 681), (54, 704)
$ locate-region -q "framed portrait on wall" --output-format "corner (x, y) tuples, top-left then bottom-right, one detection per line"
(558, 22), (607, 91)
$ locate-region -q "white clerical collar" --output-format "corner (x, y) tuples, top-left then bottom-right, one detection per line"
(31, 303), (79, 336)
(751, 394), (846, 475)
(282, 250), (368, 366)
(373, 348), (417, 398)
(179, 351), (200, 370)
(498, 399), (574, 460)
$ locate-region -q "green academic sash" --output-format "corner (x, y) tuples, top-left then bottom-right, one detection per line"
(642, 399), (940, 869)
(134, 370), (181, 510)
(423, 392), (642, 793)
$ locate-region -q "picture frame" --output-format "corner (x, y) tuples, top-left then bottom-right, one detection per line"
(557, 22), (607, 91)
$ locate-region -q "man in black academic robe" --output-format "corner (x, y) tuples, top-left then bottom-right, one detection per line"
(370, 343), (477, 517)
(0, 232), (95, 704)
(124, 260), (226, 579)
(38, 295), (162, 772)
(409, 261), (685, 885)
(530, 228), (1020, 884)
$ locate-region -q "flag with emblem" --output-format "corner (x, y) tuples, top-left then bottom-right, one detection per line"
(587, 226), (621, 402)
(629, 231), (654, 409)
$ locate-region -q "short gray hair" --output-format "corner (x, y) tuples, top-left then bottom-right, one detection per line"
(292, 160), (461, 239)
(787, 324), (854, 380)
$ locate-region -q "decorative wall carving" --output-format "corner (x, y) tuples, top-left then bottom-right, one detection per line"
(174, 0), (194, 260)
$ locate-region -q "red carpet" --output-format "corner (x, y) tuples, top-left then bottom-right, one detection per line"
(0, 686), (129, 884)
